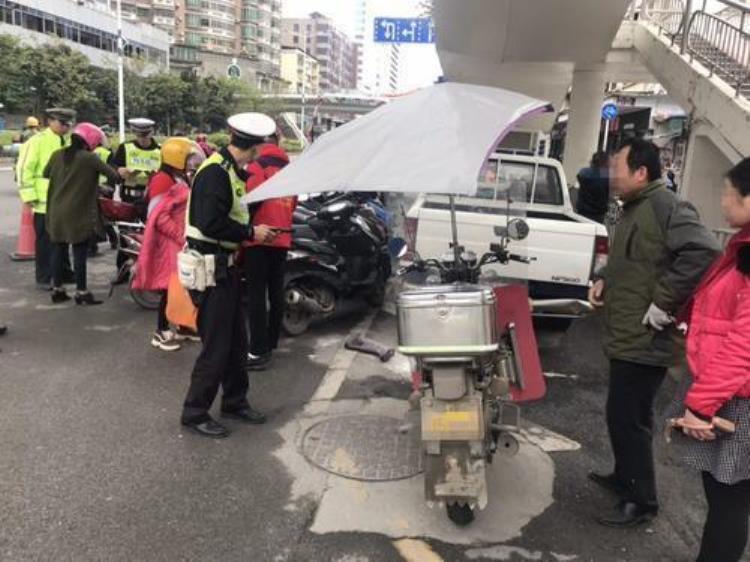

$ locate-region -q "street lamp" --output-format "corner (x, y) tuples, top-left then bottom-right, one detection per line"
(116, 0), (125, 143)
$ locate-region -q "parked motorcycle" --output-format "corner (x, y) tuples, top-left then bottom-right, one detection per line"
(98, 197), (161, 310)
(397, 218), (546, 526)
(282, 196), (394, 335)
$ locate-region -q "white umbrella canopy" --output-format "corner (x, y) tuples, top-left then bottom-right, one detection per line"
(245, 82), (552, 203)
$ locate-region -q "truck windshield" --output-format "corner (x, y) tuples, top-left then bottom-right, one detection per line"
(478, 160), (563, 206)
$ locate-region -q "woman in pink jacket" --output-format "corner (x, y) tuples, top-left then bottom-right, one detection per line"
(133, 138), (202, 351)
(673, 158), (750, 562)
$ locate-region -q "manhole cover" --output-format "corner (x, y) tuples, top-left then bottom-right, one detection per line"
(302, 415), (423, 481)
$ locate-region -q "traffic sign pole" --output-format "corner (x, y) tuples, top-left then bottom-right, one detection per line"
(602, 119), (610, 151)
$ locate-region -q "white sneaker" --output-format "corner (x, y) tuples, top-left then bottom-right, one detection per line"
(151, 330), (181, 352)
(174, 328), (201, 342)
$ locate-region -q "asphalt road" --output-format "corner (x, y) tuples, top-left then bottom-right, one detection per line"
(0, 168), (743, 562)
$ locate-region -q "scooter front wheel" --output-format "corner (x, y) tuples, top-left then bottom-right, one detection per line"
(446, 502), (475, 526)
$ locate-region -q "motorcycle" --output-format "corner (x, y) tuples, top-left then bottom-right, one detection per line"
(397, 218), (546, 526)
(98, 197), (162, 310)
(282, 197), (394, 336)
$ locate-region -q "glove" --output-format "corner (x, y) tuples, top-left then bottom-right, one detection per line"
(642, 303), (674, 331)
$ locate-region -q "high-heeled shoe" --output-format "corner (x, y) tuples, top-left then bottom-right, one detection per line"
(74, 292), (103, 306)
(51, 289), (71, 304)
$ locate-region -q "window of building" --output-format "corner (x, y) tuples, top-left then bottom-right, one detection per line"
(186, 14), (201, 27)
(293, 23), (299, 31)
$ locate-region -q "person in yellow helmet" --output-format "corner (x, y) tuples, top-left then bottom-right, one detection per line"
(15, 116), (40, 144)
(133, 138), (205, 351)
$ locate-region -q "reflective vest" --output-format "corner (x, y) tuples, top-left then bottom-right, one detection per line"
(15, 128), (68, 214)
(124, 141), (161, 188)
(185, 151), (250, 251)
(94, 146), (112, 185)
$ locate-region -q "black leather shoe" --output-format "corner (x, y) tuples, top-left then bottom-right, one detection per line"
(246, 352), (271, 371)
(597, 501), (657, 528)
(221, 407), (267, 424)
(51, 289), (71, 303)
(75, 292), (103, 306)
(588, 471), (628, 496)
(181, 419), (230, 439)
(0, 325), (7, 336)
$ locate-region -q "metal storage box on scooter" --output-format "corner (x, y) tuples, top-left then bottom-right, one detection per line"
(397, 284), (498, 356)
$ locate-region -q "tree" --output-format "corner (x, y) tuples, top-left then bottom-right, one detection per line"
(20, 43), (98, 117)
(0, 36), (35, 114)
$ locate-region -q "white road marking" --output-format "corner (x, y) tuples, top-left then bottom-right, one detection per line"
(465, 546), (579, 561)
(519, 424), (581, 453)
(543, 371), (580, 380)
(309, 311), (377, 402)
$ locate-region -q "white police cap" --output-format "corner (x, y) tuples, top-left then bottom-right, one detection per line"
(128, 118), (155, 131)
(227, 112), (276, 142)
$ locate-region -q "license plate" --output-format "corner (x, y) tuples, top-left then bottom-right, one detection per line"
(422, 400), (483, 441)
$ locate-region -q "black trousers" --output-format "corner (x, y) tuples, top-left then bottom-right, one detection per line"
(33, 212), (52, 284)
(606, 359), (667, 508)
(52, 241), (89, 292)
(245, 246), (288, 356)
(34, 213), (73, 285)
(697, 473), (750, 562)
(181, 268), (250, 424)
(157, 290), (169, 332)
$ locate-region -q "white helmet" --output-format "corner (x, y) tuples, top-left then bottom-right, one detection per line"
(227, 113), (275, 144)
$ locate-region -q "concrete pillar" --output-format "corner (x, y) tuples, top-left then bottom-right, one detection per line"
(681, 124), (739, 231)
(562, 67), (607, 187)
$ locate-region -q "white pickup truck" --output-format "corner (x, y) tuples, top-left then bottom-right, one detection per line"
(404, 153), (609, 311)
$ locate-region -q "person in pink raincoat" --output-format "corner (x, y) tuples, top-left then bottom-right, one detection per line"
(133, 138), (203, 351)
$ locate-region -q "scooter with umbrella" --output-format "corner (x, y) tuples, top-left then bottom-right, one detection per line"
(245, 82), (558, 525)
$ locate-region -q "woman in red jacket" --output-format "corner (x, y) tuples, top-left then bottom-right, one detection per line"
(674, 157), (750, 562)
(134, 138), (202, 351)
(243, 139), (295, 370)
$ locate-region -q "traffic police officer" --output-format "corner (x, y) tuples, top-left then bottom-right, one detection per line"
(16, 108), (76, 289)
(110, 118), (161, 206)
(180, 112), (278, 439)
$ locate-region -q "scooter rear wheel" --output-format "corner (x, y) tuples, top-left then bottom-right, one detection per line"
(446, 502), (475, 526)
(128, 271), (161, 310)
(282, 308), (312, 336)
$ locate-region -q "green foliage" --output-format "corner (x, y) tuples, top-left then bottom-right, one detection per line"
(280, 138), (304, 153)
(0, 34), (279, 134)
(207, 132), (230, 148)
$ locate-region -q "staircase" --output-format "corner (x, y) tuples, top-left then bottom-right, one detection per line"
(638, 1), (750, 99)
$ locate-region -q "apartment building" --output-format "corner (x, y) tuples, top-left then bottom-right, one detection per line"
(281, 46), (320, 96)
(281, 12), (357, 93)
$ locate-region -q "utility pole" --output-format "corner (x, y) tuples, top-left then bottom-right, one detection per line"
(300, 25), (307, 139)
(116, 0), (125, 143)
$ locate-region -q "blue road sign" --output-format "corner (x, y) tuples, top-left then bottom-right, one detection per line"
(602, 103), (619, 122)
(374, 18), (435, 44)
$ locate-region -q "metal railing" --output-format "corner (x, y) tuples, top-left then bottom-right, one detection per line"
(634, 0), (750, 97)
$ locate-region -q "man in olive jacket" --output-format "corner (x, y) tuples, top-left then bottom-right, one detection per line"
(588, 139), (721, 528)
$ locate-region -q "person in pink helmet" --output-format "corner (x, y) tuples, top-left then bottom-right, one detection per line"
(44, 123), (129, 305)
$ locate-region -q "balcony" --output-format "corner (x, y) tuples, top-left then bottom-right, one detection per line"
(154, 16), (175, 26)
(153, 0), (175, 7)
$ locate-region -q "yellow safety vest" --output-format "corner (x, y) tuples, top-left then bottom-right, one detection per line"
(185, 151), (250, 251)
(124, 141), (161, 187)
(15, 128), (68, 214)
(94, 146), (112, 185)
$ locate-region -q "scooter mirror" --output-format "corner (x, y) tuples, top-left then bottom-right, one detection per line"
(388, 237), (408, 259)
(507, 218), (530, 241)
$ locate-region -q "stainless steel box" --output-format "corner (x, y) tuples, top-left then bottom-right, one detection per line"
(397, 284), (498, 356)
